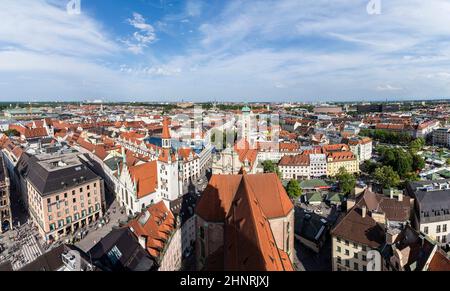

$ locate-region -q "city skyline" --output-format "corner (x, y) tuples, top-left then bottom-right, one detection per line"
(1, 0), (450, 102)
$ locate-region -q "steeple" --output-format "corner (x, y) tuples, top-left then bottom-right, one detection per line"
(162, 117), (171, 149)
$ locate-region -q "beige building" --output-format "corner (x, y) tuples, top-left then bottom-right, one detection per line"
(331, 189), (411, 271)
(327, 151), (359, 177)
(25, 152), (104, 241)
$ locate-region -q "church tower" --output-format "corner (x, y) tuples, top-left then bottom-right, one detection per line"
(157, 117), (181, 204)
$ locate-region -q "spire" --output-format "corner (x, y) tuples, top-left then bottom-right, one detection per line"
(162, 117), (171, 149)
(162, 117), (171, 139)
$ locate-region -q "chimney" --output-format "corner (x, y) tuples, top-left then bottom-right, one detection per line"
(362, 206), (367, 218)
(138, 235), (147, 249)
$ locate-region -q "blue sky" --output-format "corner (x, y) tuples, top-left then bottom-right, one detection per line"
(1, 0), (450, 102)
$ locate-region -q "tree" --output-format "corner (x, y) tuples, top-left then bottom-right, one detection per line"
(336, 167), (356, 195)
(262, 160), (281, 178)
(446, 158), (450, 165)
(412, 154), (425, 172)
(286, 179), (302, 199)
(262, 160), (276, 173)
(374, 166), (401, 189)
(409, 138), (425, 153)
(395, 150), (413, 177)
(362, 160), (379, 175)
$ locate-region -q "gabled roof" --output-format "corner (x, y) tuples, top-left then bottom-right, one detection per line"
(128, 161), (158, 199)
(196, 173), (293, 223)
(224, 176), (292, 271)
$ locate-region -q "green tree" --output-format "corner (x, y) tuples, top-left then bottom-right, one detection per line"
(409, 138), (425, 152)
(395, 150), (413, 177)
(412, 154), (425, 172)
(286, 179), (302, 199)
(336, 167), (356, 195)
(262, 160), (277, 173)
(262, 160), (281, 178)
(374, 166), (401, 189)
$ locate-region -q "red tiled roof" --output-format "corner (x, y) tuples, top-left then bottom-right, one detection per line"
(279, 154), (310, 166)
(128, 161), (158, 199)
(428, 249), (450, 271)
(161, 117), (171, 139)
(327, 151), (356, 162)
(128, 201), (175, 258)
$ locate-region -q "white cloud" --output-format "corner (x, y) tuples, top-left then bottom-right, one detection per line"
(0, 0), (118, 57)
(123, 12), (157, 54)
(2, 0), (450, 101)
(376, 84), (403, 91)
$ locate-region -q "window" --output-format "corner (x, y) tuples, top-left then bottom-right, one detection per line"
(354, 263), (359, 271)
(87, 185), (90, 190)
(345, 240), (349, 246)
(437, 225), (442, 233)
(64, 193), (67, 198)
(345, 249), (350, 256)
(337, 246), (342, 253)
(79, 188), (83, 193)
(49, 223), (56, 231)
(442, 236), (447, 243)
(199, 226), (205, 240)
(424, 227), (429, 234)
(444, 224), (447, 233)
(72, 190), (75, 195)
(47, 198), (51, 204)
(337, 257), (342, 264)
(345, 260), (350, 267)
(56, 195), (60, 201)
(362, 255), (367, 261)
(354, 253), (358, 259)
